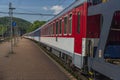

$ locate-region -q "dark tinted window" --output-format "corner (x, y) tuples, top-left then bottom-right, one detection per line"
(64, 17), (68, 34)
(77, 12), (80, 33)
(56, 22), (58, 34)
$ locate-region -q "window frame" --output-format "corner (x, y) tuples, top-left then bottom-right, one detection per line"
(59, 19), (62, 35)
(69, 14), (72, 35)
(64, 15), (68, 35)
(56, 21), (59, 35)
(53, 22), (55, 36)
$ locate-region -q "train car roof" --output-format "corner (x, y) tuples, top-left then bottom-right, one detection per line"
(40, 0), (86, 28)
(28, 0), (86, 35)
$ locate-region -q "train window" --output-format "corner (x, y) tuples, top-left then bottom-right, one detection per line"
(50, 25), (51, 35)
(52, 24), (53, 34)
(53, 23), (55, 35)
(48, 27), (49, 35)
(77, 12), (80, 33)
(44, 29), (45, 35)
(69, 14), (72, 34)
(64, 17), (68, 34)
(49, 25), (50, 35)
(42, 29), (43, 35)
(59, 20), (62, 34)
(46, 27), (47, 35)
(46, 27), (48, 35)
(47, 26), (50, 35)
(44, 28), (46, 35)
(56, 22), (58, 34)
(50, 24), (52, 35)
(49, 27), (50, 35)
(48, 26), (50, 35)
(49, 26), (50, 35)
(51, 24), (53, 35)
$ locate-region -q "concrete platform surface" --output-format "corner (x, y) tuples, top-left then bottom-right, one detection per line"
(0, 38), (70, 80)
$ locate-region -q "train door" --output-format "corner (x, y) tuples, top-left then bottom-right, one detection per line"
(73, 4), (87, 69)
(86, 13), (102, 58)
(86, 39), (98, 58)
(87, 40), (93, 57)
(74, 10), (82, 54)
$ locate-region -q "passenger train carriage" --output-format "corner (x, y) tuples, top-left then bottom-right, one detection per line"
(25, 0), (120, 79)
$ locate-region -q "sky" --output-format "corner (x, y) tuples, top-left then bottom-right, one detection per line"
(0, 0), (75, 23)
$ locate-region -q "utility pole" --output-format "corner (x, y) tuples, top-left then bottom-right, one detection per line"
(9, 2), (15, 53)
(2, 25), (4, 38)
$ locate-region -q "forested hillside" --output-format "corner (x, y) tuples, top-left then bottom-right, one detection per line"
(0, 17), (46, 36)
(27, 20), (46, 32)
(0, 17), (32, 35)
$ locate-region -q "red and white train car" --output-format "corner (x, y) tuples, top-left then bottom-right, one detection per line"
(25, 0), (120, 79)
(40, 0), (100, 69)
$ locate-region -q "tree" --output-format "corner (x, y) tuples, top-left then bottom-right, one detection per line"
(0, 17), (32, 36)
(0, 24), (7, 35)
(27, 20), (46, 32)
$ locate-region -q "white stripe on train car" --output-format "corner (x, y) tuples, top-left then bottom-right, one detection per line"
(40, 37), (74, 55)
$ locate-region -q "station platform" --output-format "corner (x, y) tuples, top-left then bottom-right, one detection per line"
(0, 38), (75, 80)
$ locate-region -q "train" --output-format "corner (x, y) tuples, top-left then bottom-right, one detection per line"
(24, 0), (120, 80)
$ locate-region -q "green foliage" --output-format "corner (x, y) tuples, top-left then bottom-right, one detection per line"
(0, 24), (7, 35)
(0, 17), (46, 35)
(27, 20), (46, 32)
(0, 16), (32, 35)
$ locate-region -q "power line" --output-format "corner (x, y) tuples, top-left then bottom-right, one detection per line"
(17, 7), (37, 13)
(0, 11), (56, 16)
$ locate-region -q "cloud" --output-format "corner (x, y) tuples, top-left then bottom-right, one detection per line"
(50, 5), (64, 14)
(42, 5), (64, 15)
(43, 6), (48, 10)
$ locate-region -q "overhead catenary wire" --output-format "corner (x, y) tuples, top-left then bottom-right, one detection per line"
(17, 7), (37, 13)
(0, 11), (56, 16)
